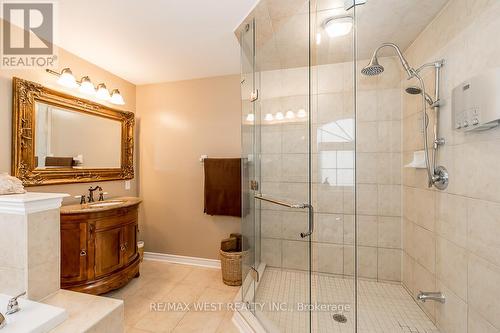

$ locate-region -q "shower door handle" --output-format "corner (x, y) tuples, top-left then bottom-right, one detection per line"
(300, 205), (314, 238)
(254, 194), (313, 237)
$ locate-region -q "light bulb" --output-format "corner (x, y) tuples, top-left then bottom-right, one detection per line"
(110, 89), (125, 105)
(264, 113), (273, 122)
(316, 32), (322, 45)
(57, 68), (78, 88)
(96, 83), (111, 100)
(285, 110), (295, 119)
(79, 76), (95, 95)
(297, 109), (307, 118)
(246, 113), (255, 122)
(275, 112), (284, 120)
(324, 17), (352, 38)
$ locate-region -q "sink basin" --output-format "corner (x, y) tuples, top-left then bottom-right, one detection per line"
(88, 200), (126, 208)
(0, 294), (67, 332)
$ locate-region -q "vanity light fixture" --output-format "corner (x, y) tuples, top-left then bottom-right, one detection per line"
(265, 113), (274, 122)
(285, 110), (295, 119)
(275, 112), (284, 120)
(79, 76), (96, 95)
(57, 68), (79, 88)
(110, 89), (125, 105)
(297, 109), (307, 118)
(324, 16), (353, 38)
(45, 68), (125, 105)
(96, 83), (111, 101)
(246, 113), (255, 122)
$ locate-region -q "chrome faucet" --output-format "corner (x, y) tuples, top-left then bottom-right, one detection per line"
(417, 291), (445, 303)
(87, 186), (102, 203)
(5, 291), (26, 315)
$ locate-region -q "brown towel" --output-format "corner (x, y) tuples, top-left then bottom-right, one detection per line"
(204, 158), (241, 217)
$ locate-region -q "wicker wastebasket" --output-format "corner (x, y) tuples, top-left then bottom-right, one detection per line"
(220, 249), (246, 286)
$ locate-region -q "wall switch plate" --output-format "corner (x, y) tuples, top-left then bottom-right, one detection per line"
(125, 180), (131, 190)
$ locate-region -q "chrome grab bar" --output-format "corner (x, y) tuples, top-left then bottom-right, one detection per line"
(254, 194), (313, 238)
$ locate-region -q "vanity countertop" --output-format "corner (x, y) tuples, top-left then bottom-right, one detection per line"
(60, 196), (142, 214)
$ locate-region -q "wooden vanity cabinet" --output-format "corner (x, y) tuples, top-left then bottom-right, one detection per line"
(60, 201), (141, 295)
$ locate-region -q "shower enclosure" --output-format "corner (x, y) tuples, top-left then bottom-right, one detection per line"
(238, 0), (446, 332)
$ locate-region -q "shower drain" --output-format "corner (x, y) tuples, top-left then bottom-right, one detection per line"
(332, 314), (348, 323)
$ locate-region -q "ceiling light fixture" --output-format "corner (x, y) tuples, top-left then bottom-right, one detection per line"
(265, 113), (274, 122)
(297, 109), (307, 118)
(285, 110), (295, 119)
(275, 112), (284, 120)
(324, 16), (353, 38)
(246, 113), (255, 122)
(46, 68), (126, 105)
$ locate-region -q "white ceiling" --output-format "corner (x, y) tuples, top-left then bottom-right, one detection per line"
(57, 0), (258, 85)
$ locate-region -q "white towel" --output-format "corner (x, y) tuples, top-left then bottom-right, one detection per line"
(0, 173), (26, 195)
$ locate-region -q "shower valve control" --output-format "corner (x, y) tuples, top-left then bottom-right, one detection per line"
(452, 69), (500, 132)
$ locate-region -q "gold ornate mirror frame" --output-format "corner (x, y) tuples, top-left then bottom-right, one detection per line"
(12, 77), (134, 186)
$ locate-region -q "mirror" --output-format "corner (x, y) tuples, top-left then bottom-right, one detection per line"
(12, 77), (134, 186)
(35, 102), (122, 169)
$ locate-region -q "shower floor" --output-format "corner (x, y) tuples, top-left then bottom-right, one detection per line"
(253, 268), (439, 333)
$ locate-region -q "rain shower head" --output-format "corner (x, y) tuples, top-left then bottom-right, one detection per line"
(405, 86), (434, 105)
(361, 56), (384, 76)
(361, 43), (414, 79)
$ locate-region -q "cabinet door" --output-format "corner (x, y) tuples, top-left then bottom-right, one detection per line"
(121, 223), (138, 265)
(61, 222), (88, 283)
(94, 227), (122, 278)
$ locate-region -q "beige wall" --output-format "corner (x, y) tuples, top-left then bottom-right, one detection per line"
(0, 20), (137, 203)
(136, 75), (241, 259)
(402, 1), (500, 332)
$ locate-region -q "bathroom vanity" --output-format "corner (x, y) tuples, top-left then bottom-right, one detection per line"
(60, 197), (141, 295)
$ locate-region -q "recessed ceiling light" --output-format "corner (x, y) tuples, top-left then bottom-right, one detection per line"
(324, 16), (353, 38)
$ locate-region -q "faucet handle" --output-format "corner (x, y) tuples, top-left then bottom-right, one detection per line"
(6, 291), (26, 315)
(75, 195), (86, 204)
(98, 191), (105, 201)
(11, 291), (26, 301)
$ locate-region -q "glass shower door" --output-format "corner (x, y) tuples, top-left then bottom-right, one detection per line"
(252, 1), (313, 332)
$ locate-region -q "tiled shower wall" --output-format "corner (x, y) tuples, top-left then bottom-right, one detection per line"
(402, 0), (500, 332)
(259, 56), (403, 282)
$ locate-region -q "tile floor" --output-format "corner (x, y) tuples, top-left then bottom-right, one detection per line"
(105, 261), (439, 333)
(104, 260), (240, 333)
(254, 268), (439, 333)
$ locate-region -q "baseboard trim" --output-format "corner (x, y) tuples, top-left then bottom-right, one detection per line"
(143, 251), (221, 269)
